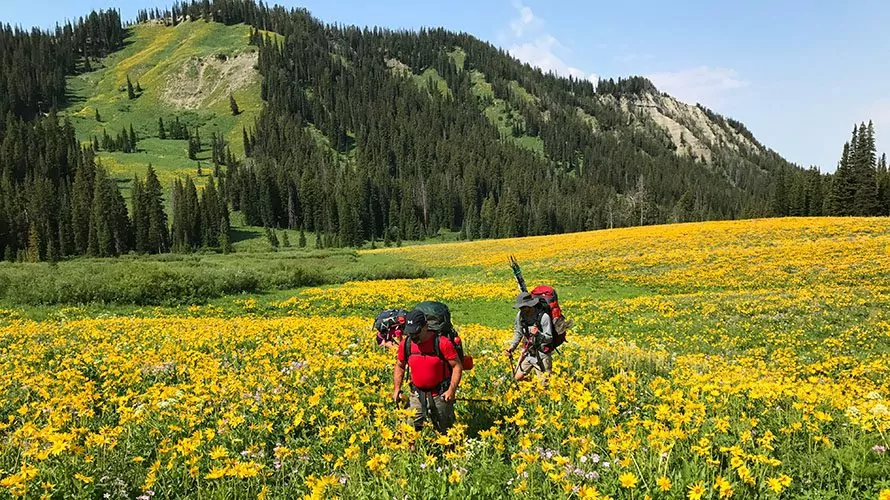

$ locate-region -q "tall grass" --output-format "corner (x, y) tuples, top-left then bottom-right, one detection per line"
(0, 250), (426, 306)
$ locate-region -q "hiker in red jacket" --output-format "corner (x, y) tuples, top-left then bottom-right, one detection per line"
(393, 309), (463, 432)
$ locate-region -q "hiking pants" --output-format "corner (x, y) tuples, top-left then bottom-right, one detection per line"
(409, 390), (455, 433)
(516, 351), (552, 376)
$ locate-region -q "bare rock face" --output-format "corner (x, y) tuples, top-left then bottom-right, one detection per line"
(162, 50), (258, 109)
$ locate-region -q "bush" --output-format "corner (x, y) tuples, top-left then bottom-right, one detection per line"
(0, 251), (427, 306)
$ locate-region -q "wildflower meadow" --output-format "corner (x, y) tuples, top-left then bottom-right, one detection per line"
(1, 217), (889, 498)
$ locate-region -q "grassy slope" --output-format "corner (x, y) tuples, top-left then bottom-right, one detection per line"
(63, 20), (263, 195)
(446, 48), (545, 155)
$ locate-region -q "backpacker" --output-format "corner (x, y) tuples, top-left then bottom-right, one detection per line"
(530, 285), (570, 353)
(373, 308), (407, 345)
(406, 301), (473, 370)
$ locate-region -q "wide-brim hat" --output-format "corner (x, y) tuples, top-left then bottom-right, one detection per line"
(513, 292), (539, 309)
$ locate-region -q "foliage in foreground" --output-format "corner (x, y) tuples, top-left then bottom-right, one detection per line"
(1, 218), (889, 498)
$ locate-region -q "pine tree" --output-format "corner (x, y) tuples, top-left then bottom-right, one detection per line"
(281, 230), (291, 247)
(126, 74), (135, 99)
(144, 165), (169, 253)
(26, 222), (41, 263)
(135, 80), (143, 93)
(219, 216), (232, 253)
(72, 159), (96, 253)
(298, 226), (307, 247)
(88, 166), (131, 257)
(158, 117), (166, 139)
(878, 153), (890, 215)
(242, 127), (252, 157)
(129, 124), (137, 152)
(132, 174), (147, 252)
(95, 108), (101, 122)
(805, 167), (824, 216)
(830, 142), (856, 215)
(266, 227), (279, 248)
(853, 121), (878, 215)
(230, 94), (240, 115)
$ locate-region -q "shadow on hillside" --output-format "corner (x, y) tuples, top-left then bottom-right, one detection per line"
(64, 91), (88, 106)
(230, 228), (260, 243)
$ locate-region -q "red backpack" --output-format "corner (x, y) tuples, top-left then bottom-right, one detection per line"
(531, 285), (570, 353)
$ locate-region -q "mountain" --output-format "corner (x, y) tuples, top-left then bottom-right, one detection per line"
(62, 20), (264, 195)
(0, 0), (822, 261)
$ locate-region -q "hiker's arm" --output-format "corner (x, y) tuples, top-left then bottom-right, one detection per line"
(442, 357), (462, 403)
(507, 314), (522, 352)
(539, 314), (554, 343)
(393, 359), (406, 403)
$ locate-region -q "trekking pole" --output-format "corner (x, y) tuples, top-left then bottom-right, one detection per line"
(456, 397), (494, 403)
(509, 255), (528, 293)
(508, 351), (518, 383)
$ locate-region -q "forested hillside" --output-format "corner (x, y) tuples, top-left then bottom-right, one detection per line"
(1, 0), (884, 261)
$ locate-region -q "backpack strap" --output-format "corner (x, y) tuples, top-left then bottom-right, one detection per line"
(402, 337), (411, 361)
(432, 334), (443, 361)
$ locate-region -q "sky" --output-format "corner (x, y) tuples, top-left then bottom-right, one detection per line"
(4, 0), (890, 172)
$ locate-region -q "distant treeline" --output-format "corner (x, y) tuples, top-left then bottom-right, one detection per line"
(141, 0), (796, 248)
(0, 113), (231, 261)
(1, 1), (886, 262)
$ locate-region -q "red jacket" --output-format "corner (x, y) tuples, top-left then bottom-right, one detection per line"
(397, 336), (457, 392)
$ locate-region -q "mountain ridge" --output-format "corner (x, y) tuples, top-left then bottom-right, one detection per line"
(0, 1), (821, 262)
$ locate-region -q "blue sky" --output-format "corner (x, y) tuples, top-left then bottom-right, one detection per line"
(5, 0), (889, 172)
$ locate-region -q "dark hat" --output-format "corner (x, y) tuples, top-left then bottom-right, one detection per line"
(513, 292), (539, 309)
(404, 309), (427, 335)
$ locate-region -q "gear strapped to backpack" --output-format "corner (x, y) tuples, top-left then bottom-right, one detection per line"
(404, 301), (474, 371)
(373, 308), (407, 345)
(529, 285), (571, 353)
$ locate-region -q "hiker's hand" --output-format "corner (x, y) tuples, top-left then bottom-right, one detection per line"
(504, 349), (513, 357)
(442, 389), (456, 403)
(393, 390), (402, 405)
(530, 325), (539, 335)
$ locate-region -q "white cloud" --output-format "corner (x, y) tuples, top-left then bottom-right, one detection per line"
(509, 1), (540, 37)
(505, 4), (597, 83)
(646, 66), (748, 106)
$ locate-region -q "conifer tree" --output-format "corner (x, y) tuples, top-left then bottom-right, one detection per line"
(129, 124), (137, 152)
(853, 121), (878, 215)
(144, 165), (169, 253)
(126, 74), (135, 99)
(132, 174), (147, 252)
(830, 142), (856, 215)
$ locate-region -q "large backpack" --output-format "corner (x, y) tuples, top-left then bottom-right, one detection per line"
(405, 301), (473, 370)
(373, 309), (407, 345)
(530, 285), (570, 353)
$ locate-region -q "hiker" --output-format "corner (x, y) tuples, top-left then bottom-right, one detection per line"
(373, 309), (407, 348)
(393, 309), (463, 433)
(505, 291), (554, 381)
